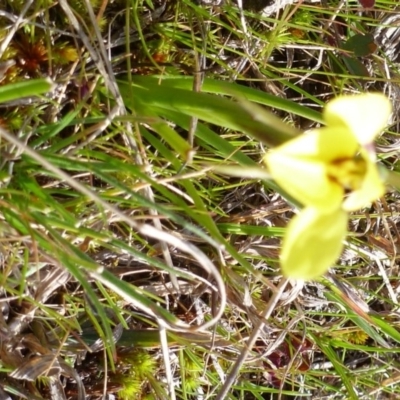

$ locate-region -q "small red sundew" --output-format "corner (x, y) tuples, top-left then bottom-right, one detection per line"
(152, 52), (168, 63)
(359, 0), (375, 7)
(290, 29), (305, 39)
(262, 336), (314, 387)
(0, 117), (8, 128)
(12, 35), (48, 74)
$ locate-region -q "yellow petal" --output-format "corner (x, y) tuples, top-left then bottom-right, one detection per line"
(281, 207), (348, 280)
(264, 128), (356, 211)
(266, 151), (343, 211)
(324, 93), (392, 145)
(343, 150), (385, 211)
(267, 127), (358, 162)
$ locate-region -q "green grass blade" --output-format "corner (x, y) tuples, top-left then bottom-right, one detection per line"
(128, 75), (324, 123)
(0, 78), (54, 103)
(118, 79), (300, 146)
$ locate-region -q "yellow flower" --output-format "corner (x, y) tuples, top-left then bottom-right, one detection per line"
(264, 93), (391, 280)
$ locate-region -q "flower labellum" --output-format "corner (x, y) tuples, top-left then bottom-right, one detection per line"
(281, 207), (348, 280)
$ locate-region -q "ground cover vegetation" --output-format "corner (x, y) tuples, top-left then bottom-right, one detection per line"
(0, 0), (400, 399)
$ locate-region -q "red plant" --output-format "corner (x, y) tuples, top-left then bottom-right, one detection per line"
(358, 0), (374, 7)
(12, 35), (48, 74)
(264, 336), (313, 388)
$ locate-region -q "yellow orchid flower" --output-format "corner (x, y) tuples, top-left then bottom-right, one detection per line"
(265, 93), (391, 212)
(264, 93), (392, 280)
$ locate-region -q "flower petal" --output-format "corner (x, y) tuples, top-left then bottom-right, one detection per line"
(264, 128), (357, 210)
(265, 151), (343, 210)
(281, 207), (348, 280)
(324, 93), (392, 145)
(342, 150), (385, 211)
(267, 127), (358, 161)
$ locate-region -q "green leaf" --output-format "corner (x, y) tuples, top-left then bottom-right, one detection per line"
(123, 75), (323, 123)
(0, 78), (54, 103)
(341, 56), (370, 77)
(118, 78), (300, 147)
(342, 33), (377, 57)
(370, 314), (400, 345)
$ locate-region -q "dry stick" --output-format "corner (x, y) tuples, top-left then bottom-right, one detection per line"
(215, 277), (290, 400)
(96, 0), (109, 23)
(232, 0), (252, 80)
(102, 346), (108, 399)
(184, 14), (208, 167)
(0, 127), (226, 333)
(159, 322), (176, 400)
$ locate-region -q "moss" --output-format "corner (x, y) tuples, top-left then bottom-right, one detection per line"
(114, 349), (157, 400)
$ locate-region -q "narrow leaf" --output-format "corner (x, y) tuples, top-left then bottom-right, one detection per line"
(0, 78), (54, 103)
